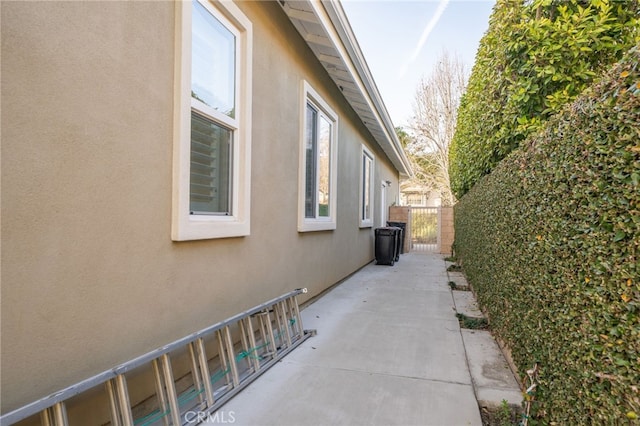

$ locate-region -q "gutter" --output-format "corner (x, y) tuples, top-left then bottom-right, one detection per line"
(280, 0), (414, 179)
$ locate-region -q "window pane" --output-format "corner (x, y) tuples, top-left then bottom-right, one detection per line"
(192, 1), (236, 118)
(190, 112), (232, 214)
(318, 116), (331, 217)
(305, 104), (317, 218)
(363, 154), (371, 220)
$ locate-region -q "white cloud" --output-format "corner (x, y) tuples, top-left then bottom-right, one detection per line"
(398, 0), (450, 78)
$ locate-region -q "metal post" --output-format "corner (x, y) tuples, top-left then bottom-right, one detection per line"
(159, 355), (181, 426)
(223, 326), (240, 387)
(188, 342), (205, 406)
(278, 301), (292, 347)
(258, 310), (277, 356)
(288, 297), (302, 338)
(273, 302), (285, 349)
(195, 338), (215, 406)
(239, 319), (256, 374)
(40, 407), (53, 426)
(106, 379), (122, 426)
(152, 359), (170, 426)
(115, 376), (134, 426)
(216, 329), (232, 390)
(243, 317), (261, 372)
(292, 294), (304, 338)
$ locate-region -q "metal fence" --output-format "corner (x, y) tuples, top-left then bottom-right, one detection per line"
(409, 207), (438, 252)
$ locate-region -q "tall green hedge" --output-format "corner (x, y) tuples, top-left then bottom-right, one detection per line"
(454, 46), (639, 423)
(450, 0), (639, 199)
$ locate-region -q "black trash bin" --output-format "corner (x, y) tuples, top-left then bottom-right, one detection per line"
(375, 227), (398, 265)
(387, 221), (406, 256)
(389, 227), (402, 262)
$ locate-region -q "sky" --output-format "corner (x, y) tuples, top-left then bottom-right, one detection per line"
(341, 0), (496, 129)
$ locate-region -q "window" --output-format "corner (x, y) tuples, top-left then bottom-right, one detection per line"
(298, 81), (338, 232)
(359, 145), (374, 227)
(407, 193), (424, 206)
(172, 0), (252, 241)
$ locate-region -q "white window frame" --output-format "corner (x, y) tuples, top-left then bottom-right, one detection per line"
(359, 145), (375, 228)
(298, 81), (338, 232)
(172, 0), (252, 241)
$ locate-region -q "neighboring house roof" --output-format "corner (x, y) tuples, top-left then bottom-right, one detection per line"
(401, 186), (430, 194)
(279, 0), (412, 178)
(400, 181), (433, 192)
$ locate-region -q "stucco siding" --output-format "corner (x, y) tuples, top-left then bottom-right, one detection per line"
(1, 0), (400, 417)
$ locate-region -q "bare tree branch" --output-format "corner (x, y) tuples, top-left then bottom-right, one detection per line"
(406, 51), (467, 206)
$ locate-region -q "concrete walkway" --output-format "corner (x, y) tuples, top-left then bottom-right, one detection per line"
(219, 252), (521, 425)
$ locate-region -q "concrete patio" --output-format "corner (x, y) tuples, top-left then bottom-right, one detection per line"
(216, 252), (521, 426)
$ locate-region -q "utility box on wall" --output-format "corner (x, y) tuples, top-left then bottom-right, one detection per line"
(388, 206), (411, 253)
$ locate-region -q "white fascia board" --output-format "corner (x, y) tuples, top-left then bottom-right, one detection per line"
(306, 0), (413, 178)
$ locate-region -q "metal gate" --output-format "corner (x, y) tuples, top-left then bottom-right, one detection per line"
(410, 207), (438, 252)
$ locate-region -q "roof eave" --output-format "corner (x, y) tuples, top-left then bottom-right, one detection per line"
(279, 0), (413, 179)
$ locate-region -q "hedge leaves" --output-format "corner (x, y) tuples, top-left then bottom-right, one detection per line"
(454, 46), (640, 423)
(450, 0), (639, 198)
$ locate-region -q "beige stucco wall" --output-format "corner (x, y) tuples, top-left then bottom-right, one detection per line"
(0, 0), (400, 418)
(388, 206), (411, 253)
(438, 207), (455, 254)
